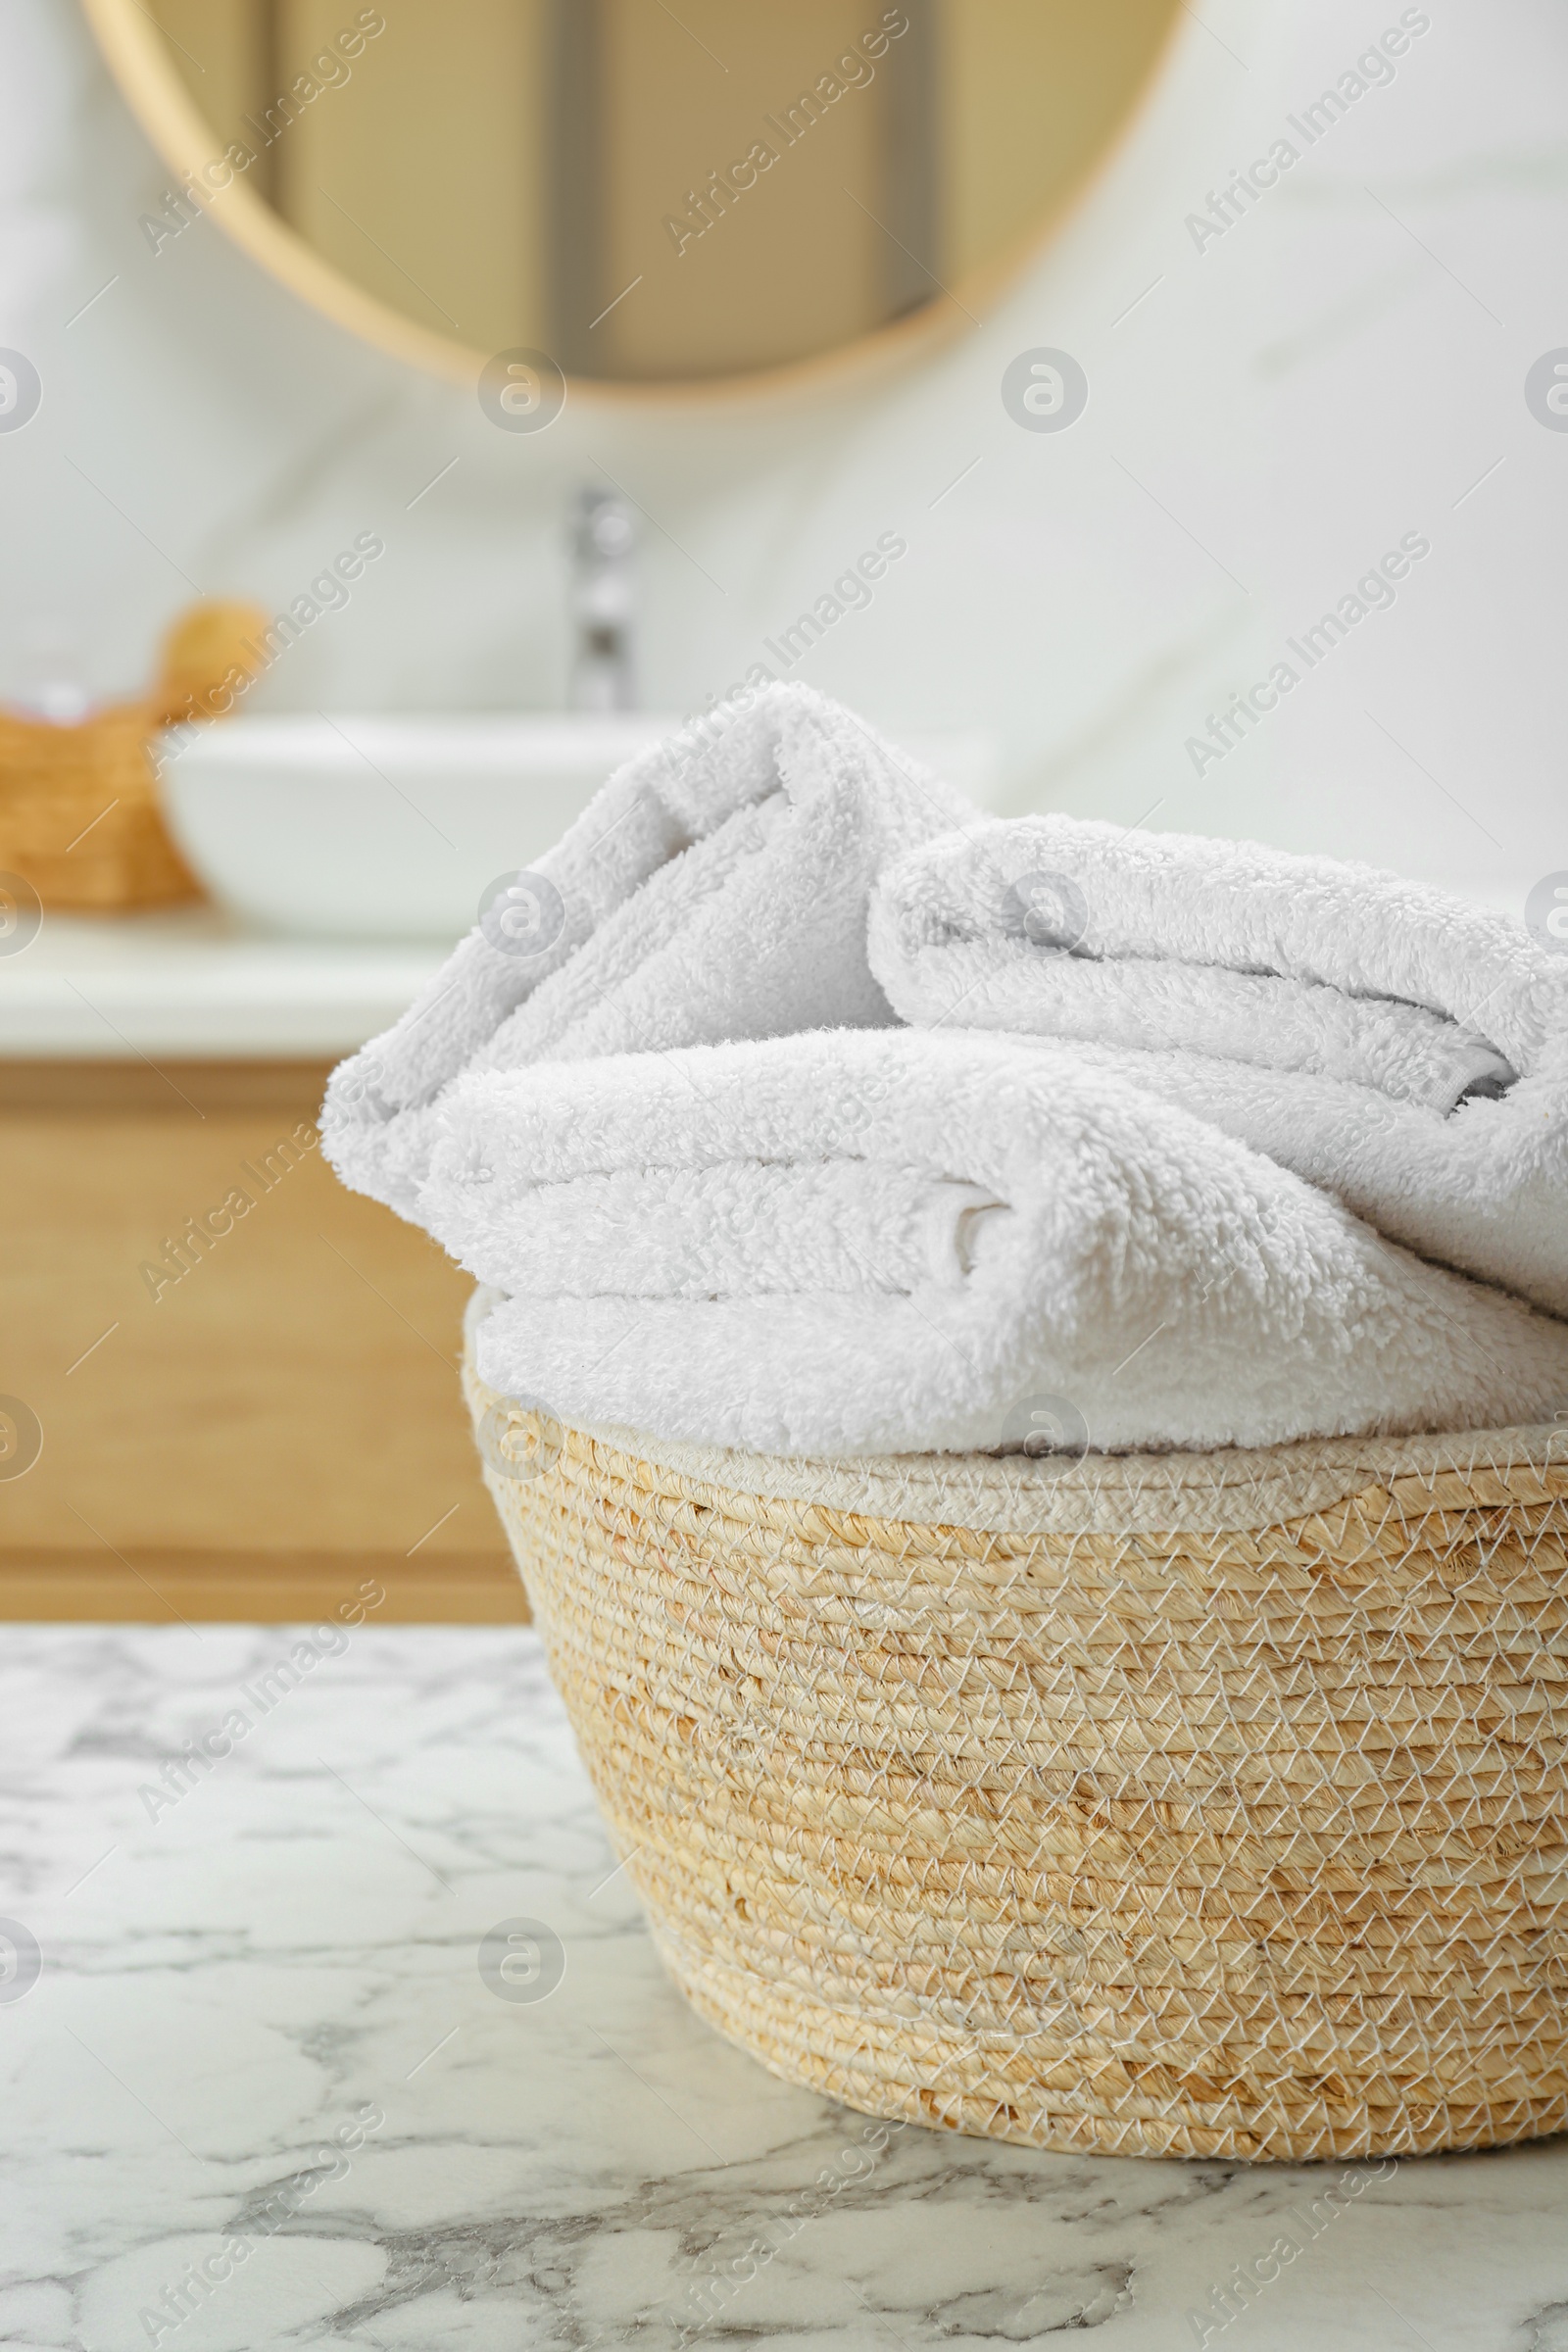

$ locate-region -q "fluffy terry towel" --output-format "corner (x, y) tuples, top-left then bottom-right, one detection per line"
(324, 697), (1568, 1459)
(870, 816), (1568, 1317)
(324, 683), (972, 1222)
(430, 1029), (1568, 1457)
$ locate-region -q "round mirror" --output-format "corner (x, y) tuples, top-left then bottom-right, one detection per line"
(88, 0), (1181, 392)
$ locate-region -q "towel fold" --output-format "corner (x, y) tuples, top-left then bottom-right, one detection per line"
(870, 815), (1568, 1315)
(326, 683), (971, 1222)
(435, 1029), (1568, 1457)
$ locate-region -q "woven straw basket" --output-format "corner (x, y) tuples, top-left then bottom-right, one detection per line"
(0, 601), (265, 911)
(0, 700), (201, 911)
(466, 1346), (1568, 2164)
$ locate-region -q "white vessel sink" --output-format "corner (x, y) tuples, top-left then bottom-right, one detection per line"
(158, 715), (676, 943)
(158, 714), (995, 942)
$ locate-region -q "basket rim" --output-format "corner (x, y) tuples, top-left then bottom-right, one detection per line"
(464, 1292), (1568, 1537)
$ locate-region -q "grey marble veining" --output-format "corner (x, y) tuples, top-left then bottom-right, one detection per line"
(2, 1623), (1565, 2352)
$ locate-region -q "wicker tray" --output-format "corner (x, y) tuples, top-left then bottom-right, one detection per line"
(466, 1353), (1568, 2163)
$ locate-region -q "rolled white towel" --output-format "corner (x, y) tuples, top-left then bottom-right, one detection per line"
(422, 1028), (1568, 1459)
(323, 682), (973, 1222)
(870, 815), (1568, 1315)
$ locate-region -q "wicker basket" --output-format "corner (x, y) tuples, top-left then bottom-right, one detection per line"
(0, 601), (266, 911)
(0, 700), (202, 911)
(466, 1357), (1568, 2163)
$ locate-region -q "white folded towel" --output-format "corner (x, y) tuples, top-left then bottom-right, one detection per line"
(324, 683), (972, 1222)
(431, 1029), (1568, 1457)
(324, 703), (1568, 1460)
(870, 815), (1568, 1315)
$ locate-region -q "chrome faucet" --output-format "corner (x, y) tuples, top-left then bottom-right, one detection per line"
(568, 487), (636, 711)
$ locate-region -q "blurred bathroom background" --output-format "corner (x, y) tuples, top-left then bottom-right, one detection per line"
(2, 0), (1563, 904)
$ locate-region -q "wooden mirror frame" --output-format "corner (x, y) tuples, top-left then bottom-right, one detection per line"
(84, 0), (1184, 407)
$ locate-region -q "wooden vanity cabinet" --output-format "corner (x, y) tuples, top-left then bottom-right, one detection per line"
(0, 1060), (524, 1621)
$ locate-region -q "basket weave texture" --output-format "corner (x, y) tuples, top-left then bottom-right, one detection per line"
(466, 1365), (1568, 2162)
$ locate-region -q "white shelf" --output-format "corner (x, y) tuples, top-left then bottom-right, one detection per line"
(0, 906), (443, 1058)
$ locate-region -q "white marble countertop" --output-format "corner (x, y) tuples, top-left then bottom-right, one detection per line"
(4, 1623), (1566, 2352)
(0, 909), (443, 1059)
